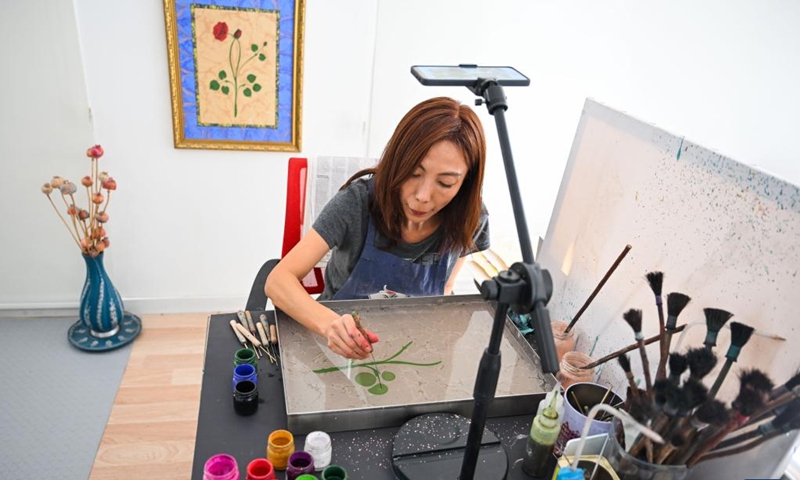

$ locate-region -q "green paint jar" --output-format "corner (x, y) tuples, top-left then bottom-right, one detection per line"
(322, 465), (347, 480)
(234, 348), (258, 367)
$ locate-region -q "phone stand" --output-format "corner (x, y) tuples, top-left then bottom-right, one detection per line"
(391, 66), (560, 480)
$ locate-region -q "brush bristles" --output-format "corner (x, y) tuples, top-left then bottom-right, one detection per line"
(654, 379), (673, 406)
(739, 368), (775, 394)
(733, 388), (765, 416)
(668, 353), (688, 380)
(646, 271), (664, 296)
(623, 308), (643, 333)
(786, 371), (800, 391)
(667, 292), (691, 316)
(686, 347), (718, 380)
(682, 378), (709, 411)
(703, 308), (734, 332)
(618, 353), (632, 373)
(729, 322), (755, 348)
(695, 400), (729, 427)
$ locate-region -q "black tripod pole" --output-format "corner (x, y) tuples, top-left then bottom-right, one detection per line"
(459, 80), (560, 480)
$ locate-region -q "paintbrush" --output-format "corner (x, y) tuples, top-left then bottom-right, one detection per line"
(579, 324), (687, 371)
(697, 414), (800, 462)
(630, 379), (678, 457)
(666, 400), (729, 465)
(655, 434), (686, 464)
(645, 271), (668, 382)
(664, 293), (691, 353)
(714, 398), (800, 450)
(668, 353), (688, 386)
(617, 354), (639, 403)
(564, 244), (632, 334)
(686, 369), (773, 467)
(623, 308), (653, 397)
(352, 311), (382, 390)
(708, 322), (755, 399)
(685, 347), (718, 381)
(702, 308), (734, 350)
(739, 372), (800, 429)
(770, 371), (800, 400)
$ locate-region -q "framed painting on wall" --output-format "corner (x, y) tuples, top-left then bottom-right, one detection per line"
(163, 0), (305, 151)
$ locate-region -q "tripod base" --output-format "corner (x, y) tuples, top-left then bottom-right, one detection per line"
(391, 413), (508, 480)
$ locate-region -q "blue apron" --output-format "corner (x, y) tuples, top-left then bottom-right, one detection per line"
(333, 191), (452, 300)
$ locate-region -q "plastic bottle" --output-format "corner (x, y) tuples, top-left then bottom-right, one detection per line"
(522, 385), (563, 478)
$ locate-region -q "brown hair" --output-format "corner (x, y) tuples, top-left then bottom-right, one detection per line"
(345, 97), (486, 253)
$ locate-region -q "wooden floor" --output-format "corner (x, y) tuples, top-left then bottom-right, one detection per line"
(89, 313), (209, 480)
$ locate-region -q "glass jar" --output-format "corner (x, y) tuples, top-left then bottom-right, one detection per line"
(203, 453), (239, 480)
(556, 351), (594, 389)
(606, 419), (688, 480)
(232, 363), (257, 390)
(304, 430), (332, 470)
(552, 320), (576, 363)
(322, 465), (348, 480)
(286, 451), (315, 480)
(267, 429), (295, 471)
(233, 380), (258, 416)
(234, 348), (258, 367)
(246, 458), (276, 480)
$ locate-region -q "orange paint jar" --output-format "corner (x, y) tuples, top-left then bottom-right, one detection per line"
(551, 320), (576, 363)
(266, 429), (295, 471)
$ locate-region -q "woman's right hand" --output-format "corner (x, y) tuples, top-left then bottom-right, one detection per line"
(324, 313), (380, 360)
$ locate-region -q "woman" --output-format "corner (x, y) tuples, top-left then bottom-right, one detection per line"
(266, 97), (490, 359)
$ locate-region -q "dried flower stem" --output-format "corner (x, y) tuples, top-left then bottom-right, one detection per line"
(47, 195), (82, 249)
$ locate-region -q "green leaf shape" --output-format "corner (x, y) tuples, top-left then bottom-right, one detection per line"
(243, 88), (252, 97)
(381, 371), (396, 381)
(258, 53), (266, 61)
(221, 86), (229, 95)
(251, 43), (258, 52)
(253, 83), (261, 92)
(368, 383), (389, 395)
(247, 74), (257, 83)
(355, 372), (376, 387)
(210, 80), (220, 91)
(218, 70), (227, 80)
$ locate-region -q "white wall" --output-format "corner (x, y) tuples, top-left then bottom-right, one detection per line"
(1, 0), (799, 313)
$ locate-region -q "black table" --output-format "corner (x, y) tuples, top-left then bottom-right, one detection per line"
(190, 311), (548, 480)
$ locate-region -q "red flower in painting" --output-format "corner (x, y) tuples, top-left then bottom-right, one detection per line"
(213, 22), (229, 41)
(233, 29), (242, 39)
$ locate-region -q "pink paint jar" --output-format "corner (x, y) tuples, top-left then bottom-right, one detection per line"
(203, 453), (239, 480)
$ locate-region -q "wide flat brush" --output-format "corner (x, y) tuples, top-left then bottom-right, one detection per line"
(645, 271), (668, 381)
(664, 292), (691, 354)
(702, 308), (734, 350)
(624, 308), (653, 397)
(685, 347), (718, 381)
(714, 398), (800, 450)
(708, 322), (755, 399)
(668, 352), (688, 385)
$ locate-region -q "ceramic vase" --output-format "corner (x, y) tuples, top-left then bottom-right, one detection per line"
(80, 252), (124, 337)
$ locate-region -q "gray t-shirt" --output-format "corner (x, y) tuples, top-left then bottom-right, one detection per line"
(313, 178), (490, 299)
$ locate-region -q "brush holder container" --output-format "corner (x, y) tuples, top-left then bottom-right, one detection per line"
(555, 382), (623, 456)
(606, 419), (688, 480)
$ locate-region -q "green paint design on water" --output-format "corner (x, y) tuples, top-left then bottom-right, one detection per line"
(313, 341), (441, 396)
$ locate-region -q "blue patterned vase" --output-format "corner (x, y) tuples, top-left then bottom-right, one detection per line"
(79, 253), (124, 338)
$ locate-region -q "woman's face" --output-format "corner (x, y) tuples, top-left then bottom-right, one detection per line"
(400, 140), (468, 225)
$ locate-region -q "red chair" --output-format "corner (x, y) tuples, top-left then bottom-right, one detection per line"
(246, 157), (325, 310)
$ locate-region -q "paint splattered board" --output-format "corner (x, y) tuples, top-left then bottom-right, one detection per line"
(276, 295), (556, 434)
(536, 99), (800, 479)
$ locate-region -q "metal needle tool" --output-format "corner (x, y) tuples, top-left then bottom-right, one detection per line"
(260, 313), (279, 361)
(352, 311), (382, 389)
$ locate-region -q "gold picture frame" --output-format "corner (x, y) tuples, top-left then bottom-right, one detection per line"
(163, 0), (304, 151)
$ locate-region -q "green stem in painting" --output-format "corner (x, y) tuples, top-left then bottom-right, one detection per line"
(312, 342), (442, 374)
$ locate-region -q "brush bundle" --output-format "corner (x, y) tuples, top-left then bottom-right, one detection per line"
(607, 271), (799, 470)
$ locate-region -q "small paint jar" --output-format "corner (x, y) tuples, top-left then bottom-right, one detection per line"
(234, 348), (258, 367)
(246, 458), (276, 480)
(295, 475), (317, 480)
(304, 430), (332, 470)
(322, 464), (348, 480)
(233, 363), (257, 390)
(556, 351), (595, 390)
(233, 380), (259, 416)
(203, 453), (239, 480)
(267, 429), (295, 471)
(286, 451), (315, 480)
(551, 320), (576, 364)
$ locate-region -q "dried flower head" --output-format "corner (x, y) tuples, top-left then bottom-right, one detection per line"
(43, 144), (117, 257)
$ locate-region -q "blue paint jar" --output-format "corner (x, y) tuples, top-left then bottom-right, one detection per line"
(232, 363), (257, 390)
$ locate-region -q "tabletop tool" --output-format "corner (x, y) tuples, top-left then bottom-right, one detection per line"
(234, 321), (274, 361)
(229, 320), (249, 349)
(260, 313), (279, 361)
(352, 311), (382, 390)
(245, 310), (257, 336)
(269, 323), (280, 361)
(238, 310), (255, 336)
